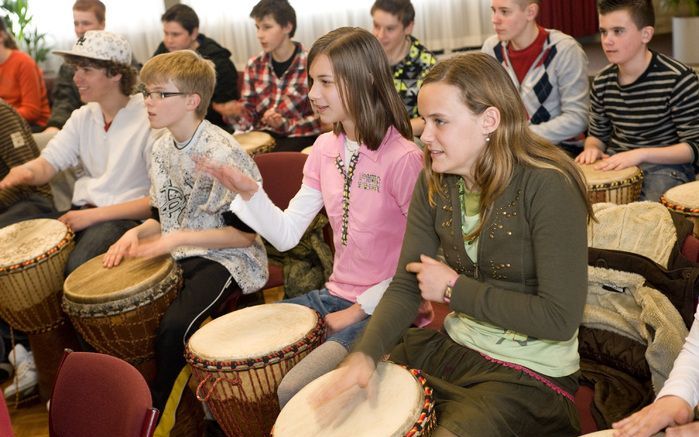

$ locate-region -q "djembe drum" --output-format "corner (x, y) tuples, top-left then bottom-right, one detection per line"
(660, 180), (699, 238)
(186, 303), (325, 437)
(0, 218), (80, 400)
(578, 164), (643, 204)
(62, 254), (181, 381)
(234, 131), (276, 157)
(272, 361), (436, 437)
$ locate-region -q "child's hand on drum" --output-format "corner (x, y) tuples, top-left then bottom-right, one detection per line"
(324, 304), (368, 335)
(575, 147), (608, 165)
(58, 209), (99, 232)
(103, 229), (141, 268)
(311, 352), (376, 409)
(406, 254), (459, 303)
(195, 158), (259, 200)
(611, 395), (694, 437)
(593, 149), (645, 172)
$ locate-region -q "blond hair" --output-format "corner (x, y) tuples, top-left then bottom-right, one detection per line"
(422, 52), (593, 240)
(140, 50), (215, 119)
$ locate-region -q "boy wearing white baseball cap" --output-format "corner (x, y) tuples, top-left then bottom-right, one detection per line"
(0, 30), (157, 274)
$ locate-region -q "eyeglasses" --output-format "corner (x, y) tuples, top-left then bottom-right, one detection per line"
(141, 90), (188, 101)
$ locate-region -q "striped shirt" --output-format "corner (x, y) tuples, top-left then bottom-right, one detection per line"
(0, 101), (52, 209)
(589, 51), (699, 167)
(229, 42), (321, 139)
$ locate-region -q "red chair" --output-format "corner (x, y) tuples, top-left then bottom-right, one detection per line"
(0, 391), (13, 437)
(49, 350), (158, 437)
(253, 152), (310, 291)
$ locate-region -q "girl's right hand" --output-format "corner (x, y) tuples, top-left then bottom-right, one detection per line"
(311, 352), (376, 408)
(103, 229), (140, 268)
(195, 159), (258, 200)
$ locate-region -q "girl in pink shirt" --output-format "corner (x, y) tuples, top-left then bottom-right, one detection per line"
(202, 27), (424, 406)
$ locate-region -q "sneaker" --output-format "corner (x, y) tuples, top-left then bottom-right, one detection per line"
(3, 350), (38, 399)
(6, 344), (30, 367)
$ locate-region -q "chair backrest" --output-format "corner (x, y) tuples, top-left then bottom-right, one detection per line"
(49, 350), (158, 437)
(0, 391), (13, 437)
(254, 152), (308, 210)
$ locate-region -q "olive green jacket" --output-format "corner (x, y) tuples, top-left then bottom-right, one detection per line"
(355, 165), (589, 363)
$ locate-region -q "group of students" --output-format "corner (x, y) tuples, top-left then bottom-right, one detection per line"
(0, 0), (698, 436)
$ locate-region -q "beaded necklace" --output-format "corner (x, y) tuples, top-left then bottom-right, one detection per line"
(334, 148), (360, 246)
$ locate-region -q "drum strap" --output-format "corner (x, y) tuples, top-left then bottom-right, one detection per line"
(153, 366), (191, 437)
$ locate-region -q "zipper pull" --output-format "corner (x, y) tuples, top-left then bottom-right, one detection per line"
(473, 263), (480, 280)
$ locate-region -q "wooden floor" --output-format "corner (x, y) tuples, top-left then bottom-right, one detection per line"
(5, 287), (285, 437)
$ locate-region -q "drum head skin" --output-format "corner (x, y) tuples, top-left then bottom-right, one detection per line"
(64, 254), (174, 303)
(234, 131), (275, 154)
(273, 362), (425, 437)
(0, 219), (69, 268)
(188, 303), (318, 361)
(577, 163), (641, 186)
(663, 180), (699, 211)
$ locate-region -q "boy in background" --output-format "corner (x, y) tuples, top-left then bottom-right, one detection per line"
(370, 0), (436, 136)
(213, 0), (320, 151)
(482, 0), (589, 156)
(576, 0), (699, 201)
(152, 4), (239, 130)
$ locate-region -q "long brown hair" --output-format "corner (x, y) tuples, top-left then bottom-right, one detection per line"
(423, 52), (593, 240)
(308, 27), (412, 150)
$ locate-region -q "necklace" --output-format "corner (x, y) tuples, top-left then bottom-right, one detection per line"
(334, 150), (360, 246)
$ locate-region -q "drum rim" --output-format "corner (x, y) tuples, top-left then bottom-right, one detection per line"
(0, 228), (74, 274)
(185, 315), (326, 371)
(579, 164), (643, 186)
(271, 362), (436, 437)
(62, 263), (182, 317)
(63, 254), (175, 303)
(660, 195), (699, 216)
(585, 170), (644, 191)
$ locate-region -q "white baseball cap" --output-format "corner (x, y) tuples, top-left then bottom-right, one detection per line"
(54, 30), (132, 66)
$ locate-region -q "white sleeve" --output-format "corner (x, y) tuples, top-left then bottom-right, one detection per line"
(657, 305), (699, 408)
(230, 183), (324, 252)
(356, 277), (393, 315)
(40, 110), (82, 171)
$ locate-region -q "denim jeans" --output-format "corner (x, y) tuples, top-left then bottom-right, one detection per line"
(640, 163), (696, 202)
(283, 288), (369, 350)
(0, 194), (55, 229)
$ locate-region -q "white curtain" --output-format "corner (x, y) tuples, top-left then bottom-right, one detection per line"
(29, 0), (165, 75)
(184, 0), (495, 69)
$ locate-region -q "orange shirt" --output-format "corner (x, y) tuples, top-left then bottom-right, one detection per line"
(0, 50), (50, 127)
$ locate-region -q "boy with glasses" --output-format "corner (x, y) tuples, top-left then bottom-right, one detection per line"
(104, 49), (267, 428)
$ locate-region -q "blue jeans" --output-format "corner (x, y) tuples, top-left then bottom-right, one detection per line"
(0, 194), (55, 229)
(640, 163), (696, 202)
(283, 289), (369, 350)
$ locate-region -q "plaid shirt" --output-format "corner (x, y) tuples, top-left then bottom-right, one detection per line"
(229, 42), (320, 138)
